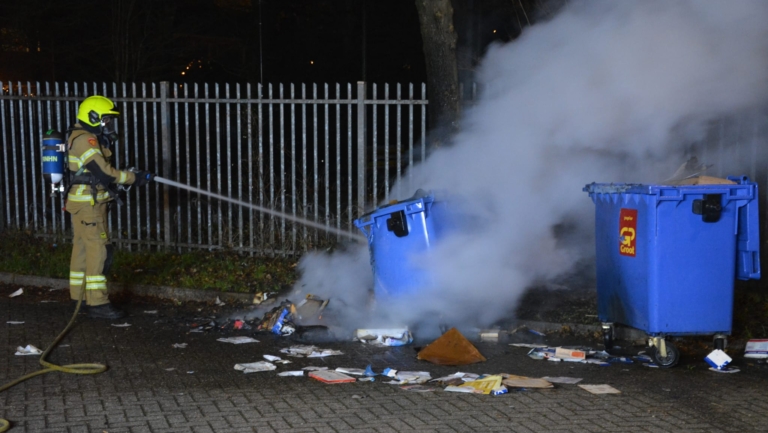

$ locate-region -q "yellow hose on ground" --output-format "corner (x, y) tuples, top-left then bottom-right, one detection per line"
(0, 289), (107, 432)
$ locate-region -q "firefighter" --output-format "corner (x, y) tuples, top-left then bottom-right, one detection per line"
(66, 95), (154, 319)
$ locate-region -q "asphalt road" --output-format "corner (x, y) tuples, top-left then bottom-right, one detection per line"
(1, 283), (767, 432)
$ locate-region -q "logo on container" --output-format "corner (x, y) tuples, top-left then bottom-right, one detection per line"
(619, 208), (637, 257)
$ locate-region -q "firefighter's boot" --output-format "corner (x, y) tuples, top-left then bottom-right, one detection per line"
(87, 303), (125, 319)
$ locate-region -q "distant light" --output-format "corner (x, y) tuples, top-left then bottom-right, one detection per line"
(493, 29), (497, 33)
(181, 72), (186, 76)
(186, 66), (190, 70)
(310, 60), (314, 65)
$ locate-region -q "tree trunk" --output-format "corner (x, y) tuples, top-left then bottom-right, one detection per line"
(415, 0), (460, 140)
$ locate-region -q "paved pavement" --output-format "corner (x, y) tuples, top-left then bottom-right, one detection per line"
(2, 283), (768, 433)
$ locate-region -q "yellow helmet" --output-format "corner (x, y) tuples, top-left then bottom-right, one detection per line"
(77, 95), (120, 127)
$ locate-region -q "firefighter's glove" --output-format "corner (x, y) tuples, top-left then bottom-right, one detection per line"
(134, 171), (155, 187)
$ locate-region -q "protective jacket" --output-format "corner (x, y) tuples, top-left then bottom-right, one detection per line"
(66, 123), (136, 206)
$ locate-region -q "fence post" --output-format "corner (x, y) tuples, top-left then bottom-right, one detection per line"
(357, 81), (367, 215)
(160, 81), (172, 248)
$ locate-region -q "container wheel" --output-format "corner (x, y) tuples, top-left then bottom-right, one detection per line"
(713, 335), (727, 351)
(601, 324), (614, 352)
(649, 342), (679, 368)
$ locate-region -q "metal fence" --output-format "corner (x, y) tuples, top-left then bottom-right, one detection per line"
(0, 81), (427, 255)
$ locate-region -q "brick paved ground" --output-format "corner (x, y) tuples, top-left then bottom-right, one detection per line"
(2, 283), (768, 432)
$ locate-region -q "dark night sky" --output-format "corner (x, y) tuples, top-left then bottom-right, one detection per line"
(0, 0), (530, 86)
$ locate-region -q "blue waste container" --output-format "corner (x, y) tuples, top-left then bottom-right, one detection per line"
(354, 190), (451, 298)
(584, 176), (761, 367)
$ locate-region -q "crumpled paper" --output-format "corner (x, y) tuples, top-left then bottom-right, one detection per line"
(15, 345), (42, 356)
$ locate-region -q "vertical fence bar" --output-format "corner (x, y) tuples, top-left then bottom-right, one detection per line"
(19, 83), (29, 227)
(247, 83), (254, 254)
(384, 84), (390, 203)
(324, 83), (329, 231)
(195, 83), (202, 246)
(279, 83), (286, 252)
(396, 84), (402, 183)
(136, 82), (145, 249)
(408, 83), (414, 183)
(62, 82), (70, 234)
(35, 81), (44, 233)
(301, 83), (307, 247)
(356, 81), (366, 217)
(205, 83), (212, 247)
(10, 83), (20, 225)
(347, 83), (352, 227)
(152, 83), (161, 248)
(290, 83), (297, 251)
(225, 83), (232, 248)
(22, 81), (38, 230)
(421, 83), (427, 164)
(268, 83), (275, 249)
(42, 82), (51, 232)
(313, 84), (319, 243)
(215, 83), (222, 247)
(335, 83), (341, 233)
(372, 84), (378, 206)
(160, 81), (172, 249)
(174, 82), (181, 251)
(0, 82), (7, 229)
(236, 83), (243, 250)
(184, 84), (192, 249)
(257, 83), (264, 247)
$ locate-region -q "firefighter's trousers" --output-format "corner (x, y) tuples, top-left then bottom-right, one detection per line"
(67, 202), (112, 306)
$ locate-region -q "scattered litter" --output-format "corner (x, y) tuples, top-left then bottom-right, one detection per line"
(309, 370), (356, 384)
(387, 371), (432, 385)
(233, 320), (245, 330)
(172, 343), (188, 349)
(302, 366), (328, 371)
(111, 323), (132, 328)
(643, 363), (659, 368)
(234, 361), (276, 373)
(430, 372), (479, 386)
(15, 345), (42, 356)
(364, 365), (377, 377)
(351, 394), (364, 399)
(491, 386), (509, 396)
(541, 376), (582, 384)
(259, 302), (295, 336)
(263, 354), (283, 362)
(578, 384), (621, 394)
(144, 310), (158, 314)
(444, 386), (477, 393)
(744, 339), (768, 359)
(480, 329), (503, 342)
(336, 367), (367, 376)
(292, 294), (329, 324)
(501, 375), (553, 389)
(214, 296), (225, 306)
(459, 375), (503, 394)
(7, 321), (24, 325)
(709, 367), (740, 374)
(582, 359), (610, 366)
(555, 347), (586, 360)
(217, 336), (260, 344)
(252, 292), (267, 305)
(509, 343), (548, 349)
(9, 288), (23, 298)
(528, 329), (546, 336)
(400, 385), (439, 392)
(358, 377), (375, 382)
(165, 368), (176, 371)
(355, 328), (413, 346)
(187, 371), (194, 374)
(417, 328), (486, 365)
(277, 370), (305, 377)
(280, 345), (343, 358)
(705, 349), (732, 370)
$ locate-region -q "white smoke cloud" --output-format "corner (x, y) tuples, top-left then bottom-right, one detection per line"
(294, 0), (768, 336)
